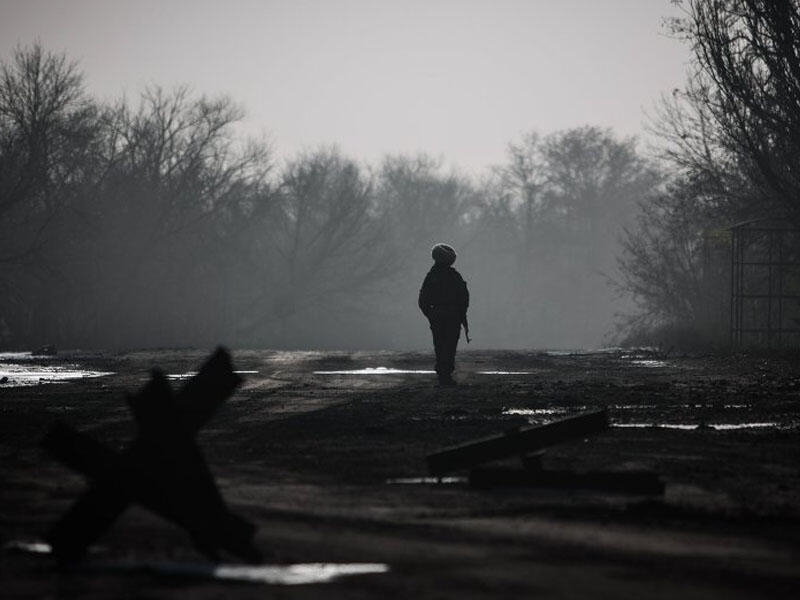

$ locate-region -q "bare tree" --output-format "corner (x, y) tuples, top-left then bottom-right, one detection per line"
(674, 0), (800, 221)
(0, 44), (97, 260)
(0, 44), (100, 344)
(238, 148), (393, 342)
(611, 0), (800, 347)
(483, 127), (660, 346)
(375, 154), (475, 257)
(84, 86), (272, 346)
(493, 127), (659, 265)
(493, 133), (549, 258)
(616, 173), (730, 342)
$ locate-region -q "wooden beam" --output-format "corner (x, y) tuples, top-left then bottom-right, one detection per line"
(427, 409), (608, 475)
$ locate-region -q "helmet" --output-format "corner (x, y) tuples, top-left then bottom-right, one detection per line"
(431, 243), (456, 265)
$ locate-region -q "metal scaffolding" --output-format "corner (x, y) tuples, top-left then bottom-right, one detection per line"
(730, 218), (800, 347)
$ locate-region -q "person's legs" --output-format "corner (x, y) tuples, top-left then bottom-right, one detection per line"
(430, 312), (461, 385)
(440, 317), (461, 381)
(430, 317), (446, 378)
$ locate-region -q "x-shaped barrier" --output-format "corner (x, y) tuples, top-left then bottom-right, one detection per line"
(41, 348), (261, 565)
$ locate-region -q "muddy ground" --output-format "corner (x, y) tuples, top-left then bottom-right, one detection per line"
(1, 348), (800, 598)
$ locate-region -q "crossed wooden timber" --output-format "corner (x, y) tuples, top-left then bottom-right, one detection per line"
(41, 347), (261, 565)
(427, 408), (664, 494)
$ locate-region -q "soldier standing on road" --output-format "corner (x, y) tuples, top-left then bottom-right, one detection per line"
(418, 243), (470, 386)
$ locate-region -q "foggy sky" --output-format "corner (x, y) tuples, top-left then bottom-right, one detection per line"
(0, 0), (688, 174)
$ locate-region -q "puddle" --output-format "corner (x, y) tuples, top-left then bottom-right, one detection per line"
(478, 371), (535, 375)
(613, 422), (783, 431)
(500, 407), (772, 428)
(546, 347), (626, 356)
(503, 408), (571, 416)
(3, 541), (388, 585)
(630, 360), (669, 368)
(0, 351), (35, 360)
(4, 540), (53, 554)
(107, 561), (389, 585)
(166, 370), (258, 381)
(166, 372), (197, 381)
(314, 368), (534, 376)
(502, 407), (589, 424)
(0, 363), (114, 387)
(613, 423), (698, 430)
(385, 476), (467, 484)
(710, 422), (782, 430)
(314, 367), (435, 375)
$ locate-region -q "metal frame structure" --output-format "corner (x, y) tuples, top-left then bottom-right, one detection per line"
(730, 218), (800, 347)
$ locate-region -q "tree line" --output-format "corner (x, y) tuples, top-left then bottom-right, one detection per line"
(1, 43), (663, 350)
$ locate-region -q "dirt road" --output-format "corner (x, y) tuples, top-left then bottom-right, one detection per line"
(2, 348), (799, 598)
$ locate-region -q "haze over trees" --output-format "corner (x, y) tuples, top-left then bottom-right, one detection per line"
(617, 0), (800, 347)
(0, 43), (662, 350)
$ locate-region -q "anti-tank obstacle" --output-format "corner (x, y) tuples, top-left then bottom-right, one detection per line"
(427, 408), (664, 494)
(41, 347), (261, 565)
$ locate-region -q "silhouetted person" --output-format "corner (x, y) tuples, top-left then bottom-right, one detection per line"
(418, 243), (469, 386)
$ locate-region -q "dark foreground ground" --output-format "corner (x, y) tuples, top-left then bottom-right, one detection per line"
(1, 348), (800, 598)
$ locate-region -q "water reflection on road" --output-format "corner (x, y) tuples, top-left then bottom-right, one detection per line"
(3, 540), (389, 585)
(0, 353), (113, 387)
(314, 367), (435, 375)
